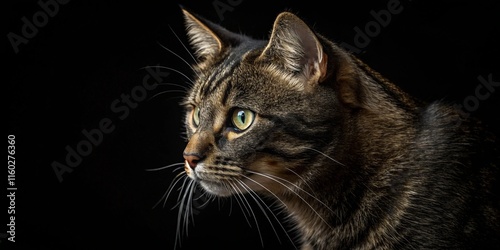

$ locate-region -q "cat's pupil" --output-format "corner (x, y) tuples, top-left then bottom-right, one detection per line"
(237, 110), (246, 123)
(231, 109), (254, 131)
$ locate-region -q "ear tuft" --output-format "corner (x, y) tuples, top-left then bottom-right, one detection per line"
(259, 12), (327, 84)
(182, 9), (222, 61)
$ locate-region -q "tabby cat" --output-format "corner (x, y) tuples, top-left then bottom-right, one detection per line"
(173, 8), (499, 249)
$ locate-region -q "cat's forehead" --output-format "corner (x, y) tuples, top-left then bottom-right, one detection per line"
(191, 50), (278, 101)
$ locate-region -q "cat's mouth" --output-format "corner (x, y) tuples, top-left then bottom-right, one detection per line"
(187, 161), (247, 197)
(186, 159), (287, 197)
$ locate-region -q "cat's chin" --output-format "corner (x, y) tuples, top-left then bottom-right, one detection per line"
(199, 180), (234, 197)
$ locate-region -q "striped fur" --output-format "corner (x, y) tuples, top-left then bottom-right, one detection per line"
(178, 9), (499, 249)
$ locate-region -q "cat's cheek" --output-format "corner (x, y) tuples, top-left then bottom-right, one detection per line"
(248, 157), (283, 175)
(244, 158), (291, 194)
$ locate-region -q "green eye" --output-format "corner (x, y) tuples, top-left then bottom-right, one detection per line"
(192, 106), (200, 127)
(231, 108), (255, 131)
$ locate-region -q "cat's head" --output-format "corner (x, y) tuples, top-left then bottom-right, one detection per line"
(180, 9), (377, 198)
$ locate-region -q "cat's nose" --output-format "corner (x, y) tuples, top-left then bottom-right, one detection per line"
(183, 153), (202, 170)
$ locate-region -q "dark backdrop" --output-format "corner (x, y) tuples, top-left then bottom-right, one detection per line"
(5, 0), (499, 249)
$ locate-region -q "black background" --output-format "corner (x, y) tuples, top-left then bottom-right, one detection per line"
(5, 0), (499, 249)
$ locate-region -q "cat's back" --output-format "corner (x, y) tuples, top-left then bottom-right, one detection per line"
(401, 102), (500, 248)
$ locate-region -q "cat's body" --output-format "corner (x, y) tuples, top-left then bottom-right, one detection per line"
(176, 9), (499, 249)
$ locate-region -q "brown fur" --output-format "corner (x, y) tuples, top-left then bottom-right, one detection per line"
(178, 9), (499, 249)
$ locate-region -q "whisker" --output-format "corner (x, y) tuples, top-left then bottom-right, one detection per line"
(286, 167), (315, 194)
(175, 176), (192, 205)
(248, 169), (334, 213)
(246, 170), (334, 230)
(192, 188), (205, 202)
(175, 181), (186, 248)
(229, 181), (264, 247)
(228, 193), (233, 216)
(157, 41), (201, 78)
(240, 175), (288, 209)
(195, 191), (212, 210)
(152, 170), (185, 209)
(168, 25), (202, 74)
(215, 194), (222, 211)
(146, 162), (184, 172)
(237, 179), (299, 249)
(177, 179), (195, 248)
(227, 182), (253, 228)
(301, 146), (345, 167)
(185, 181), (196, 235)
(141, 65), (194, 84)
(157, 82), (190, 91)
(148, 90), (187, 101)
(236, 180), (279, 247)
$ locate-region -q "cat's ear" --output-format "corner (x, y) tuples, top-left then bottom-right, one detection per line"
(182, 8), (245, 64)
(182, 8), (223, 62)
(259, 12), (328, 85)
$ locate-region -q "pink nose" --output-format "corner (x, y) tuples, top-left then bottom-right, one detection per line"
(183, 153), (201, 170)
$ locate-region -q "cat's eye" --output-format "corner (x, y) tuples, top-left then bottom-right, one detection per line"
(231, 108), (255, 131)
(192, 106), (201, 127)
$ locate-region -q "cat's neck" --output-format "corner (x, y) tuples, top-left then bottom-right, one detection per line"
(280, 174), (368, 249)
(277, 58), (422, 247)
(280, 158), (407, 249)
